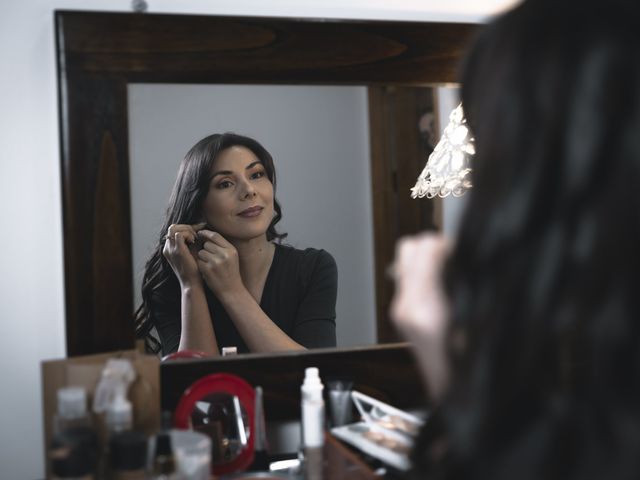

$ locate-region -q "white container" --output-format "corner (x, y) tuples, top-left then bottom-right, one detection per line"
(301, 367), (325, 448)
(170, 430), (212, 480)
(330, 391), (426, 471)
(54, 386), (92, 434)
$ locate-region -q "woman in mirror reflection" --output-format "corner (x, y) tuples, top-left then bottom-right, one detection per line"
(135, 133), (337, 356)
(391, 0), (640, 479)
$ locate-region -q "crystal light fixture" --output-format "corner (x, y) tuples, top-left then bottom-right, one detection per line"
(411, 103), (475, 198)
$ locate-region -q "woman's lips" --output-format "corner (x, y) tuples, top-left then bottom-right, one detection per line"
(238, 206), (263, 218)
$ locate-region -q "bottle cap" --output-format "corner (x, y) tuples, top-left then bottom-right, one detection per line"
(222, 346), (238, 356)
(303, 368), (323, 388)
(302, 367), (324, 402)
(305, 367), (320, 381)
(57, 387), (87, 419)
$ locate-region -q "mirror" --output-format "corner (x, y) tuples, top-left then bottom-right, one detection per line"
(192, 393), (249, 463)
(55, 10), (477, 355)
(174, 373), (257, 475)
(129, 82), (455, 348)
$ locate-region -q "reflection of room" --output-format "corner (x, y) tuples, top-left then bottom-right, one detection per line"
(129, 84), (377, 347)
(129, 84), (464, 348)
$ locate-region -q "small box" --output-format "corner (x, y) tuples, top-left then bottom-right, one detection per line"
(330, 391), (426, 471)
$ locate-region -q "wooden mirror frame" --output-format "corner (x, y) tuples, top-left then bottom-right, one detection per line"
(55, 10), (477, 356)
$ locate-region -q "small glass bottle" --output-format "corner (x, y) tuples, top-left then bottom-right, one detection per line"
(152, 432), (177, 480)
(50, 387), (98, 479)
(151, 412), (178, 480)
(101, 390), (134, 479)
(248, 386), (270, 471)
(50, 428), (98, 480)
(109, 430), (148, 480)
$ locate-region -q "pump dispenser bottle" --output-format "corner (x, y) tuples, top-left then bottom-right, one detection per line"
(301, 367), (325, 480)
(93, 359), (136, 479)
(106, 389), (133, 434)
(301, 367), (325, 448)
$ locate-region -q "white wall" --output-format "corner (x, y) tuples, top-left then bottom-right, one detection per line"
(0, 1), (516, 478)
(129, 84), (376, 347)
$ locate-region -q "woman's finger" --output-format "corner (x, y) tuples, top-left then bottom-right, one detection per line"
(193, 222), (207, 232)
(197, 230), (232, 249)
(167, 224), (197, 244)
(173, 231), (193, 255)
(197, 248), (217, 262)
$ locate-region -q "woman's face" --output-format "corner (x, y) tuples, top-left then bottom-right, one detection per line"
(201, 146), (275, 241)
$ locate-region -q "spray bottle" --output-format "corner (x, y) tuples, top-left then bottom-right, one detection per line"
(93, 359), (137, 478)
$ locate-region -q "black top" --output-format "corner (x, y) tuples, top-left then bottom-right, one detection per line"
(152, 244), (338, 355)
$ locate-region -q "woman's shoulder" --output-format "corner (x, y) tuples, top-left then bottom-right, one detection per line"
(273, 244), (337, 293)
(275, 243), (336, 269)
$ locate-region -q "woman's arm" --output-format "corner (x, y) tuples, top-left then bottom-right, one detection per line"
(163, 224), (220, 356)
(289, 249), (337, 348)
(219, 288), (306, 353)
(197, 230), (305, 353)
(390, 233), (451, 403)
(177, 283), (219, 355)
(228, 250), (338, 351)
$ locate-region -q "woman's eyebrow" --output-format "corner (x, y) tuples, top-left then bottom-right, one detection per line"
(211, 161), (262, 179)
(245, 160), (262, 170)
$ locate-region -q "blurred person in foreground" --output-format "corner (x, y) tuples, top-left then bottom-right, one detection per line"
(391, 1), (640, 479)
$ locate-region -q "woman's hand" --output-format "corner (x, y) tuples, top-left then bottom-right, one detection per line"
(390, 232), (451, 401)
(196, 230), (244, 298)
(162, 223), (206, 287)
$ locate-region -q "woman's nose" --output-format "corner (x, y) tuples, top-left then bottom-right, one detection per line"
(239, 180), (257, 199)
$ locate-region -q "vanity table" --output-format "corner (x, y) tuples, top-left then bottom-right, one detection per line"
(42, 343), (426, 477)
(163, 343), (426, 478)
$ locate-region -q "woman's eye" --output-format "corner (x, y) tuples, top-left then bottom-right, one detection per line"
(216, 180), (233, 189)
(251, 170), (265, 179)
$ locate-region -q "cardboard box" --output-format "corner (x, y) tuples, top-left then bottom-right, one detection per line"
(41, 350), (160, 477)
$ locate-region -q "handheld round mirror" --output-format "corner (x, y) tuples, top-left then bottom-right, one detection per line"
(161, 349), (211, 362)
(174, 373), (255, 475)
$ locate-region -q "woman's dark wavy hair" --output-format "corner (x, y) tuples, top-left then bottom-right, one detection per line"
(134, 133), (287, 353)
(412, 1), (640, 479)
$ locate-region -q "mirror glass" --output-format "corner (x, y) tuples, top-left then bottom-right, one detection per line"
(191, 392), (251, 464)
(174, 372), (256, 474)
(129, 83), (458, 348)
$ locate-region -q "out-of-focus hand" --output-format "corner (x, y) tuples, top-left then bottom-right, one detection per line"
(390, 232), (451, 401)
(162, 223), (206, 287)
(196, 230), (244, 298)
